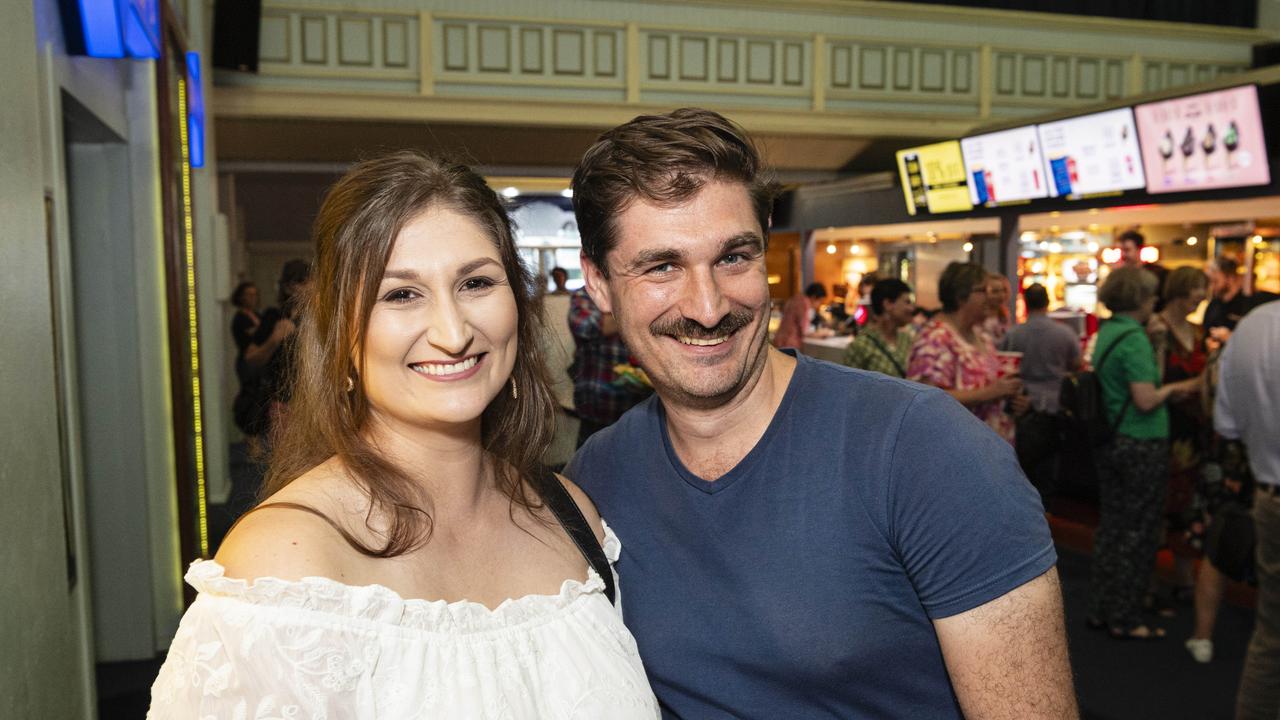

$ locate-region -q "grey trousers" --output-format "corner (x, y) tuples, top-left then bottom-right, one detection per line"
(1238, 490), (1280, 720)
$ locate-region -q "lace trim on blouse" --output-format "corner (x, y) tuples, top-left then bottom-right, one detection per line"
(183, 521), (622, 634)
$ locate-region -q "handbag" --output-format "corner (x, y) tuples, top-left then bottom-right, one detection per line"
(1205, 501), (1256, 583)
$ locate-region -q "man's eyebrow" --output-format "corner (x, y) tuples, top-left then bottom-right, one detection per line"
(625, 248), (684, 273)
(719, 233), (764, 255)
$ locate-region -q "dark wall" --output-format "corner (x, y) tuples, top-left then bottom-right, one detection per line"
(900, 1), (1256, 29)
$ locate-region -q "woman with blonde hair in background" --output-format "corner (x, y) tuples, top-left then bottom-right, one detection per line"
(148, 151), (658, 718)
(1086, 266), (1200, 640)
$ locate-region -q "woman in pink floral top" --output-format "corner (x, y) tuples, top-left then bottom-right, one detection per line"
(908, 262), (1028, 444)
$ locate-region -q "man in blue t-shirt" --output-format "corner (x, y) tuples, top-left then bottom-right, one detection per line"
(565, 108), (1077, 719)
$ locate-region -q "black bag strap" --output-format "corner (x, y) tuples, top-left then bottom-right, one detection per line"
(1094, 326), (1141, 430)
(865, 331), (908, 377)
(537, 469), (616, 605)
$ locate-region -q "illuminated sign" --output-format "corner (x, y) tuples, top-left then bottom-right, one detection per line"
(1038, 108), (1145, 198)
(896, 141), (974, 215)
(1135, 85), (1271, 194)
(186, 53), (205, 168)
(961, 126), (1049, 207)
(62, 0), (161, 59)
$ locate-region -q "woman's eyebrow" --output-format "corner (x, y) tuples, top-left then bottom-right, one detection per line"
(456, 257), (503, 277)
(379, 257), (502, 283)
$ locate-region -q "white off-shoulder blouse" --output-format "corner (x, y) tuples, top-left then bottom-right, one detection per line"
(147, 523), (658, 719)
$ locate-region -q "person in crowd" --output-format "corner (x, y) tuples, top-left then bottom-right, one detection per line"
(1215, 298), (1280, 719)
(148, 151), (658, 718)
(548, 265), (570, 295)
(999, 283), (1081, 498)
(1184, 339), (1257, 664)
(538, 268), (579, 468)
(1148, 266), (1211, 605)
(231, 261), (309, 446)
(981, 271), (1013, 343)
(229, 281), (261, 433)
(909, 262), (1028, 445)
(230, 281), (260, 359)
(851, 271), (880, 328)
(568, 107), (1076, 719)
(772, 281), (829, 349)
(842, 278), (914, 377)
(1204, 256), (1247, 333)
(569, 284), (652, 447)
(1086, 266), (1200, 640)
(1203, 255), (1278, 334)
(1116, 229), (1168, 305)
(911, 305), (934, 333)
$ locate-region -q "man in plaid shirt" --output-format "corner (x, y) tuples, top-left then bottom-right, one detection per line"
(843, 278), (916, 378)
(568, 286), (651, 445)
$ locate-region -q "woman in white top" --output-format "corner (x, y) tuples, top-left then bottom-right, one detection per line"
(148, 152), (658, 719)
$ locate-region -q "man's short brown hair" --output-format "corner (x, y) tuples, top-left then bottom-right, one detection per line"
(571, 107), (780, 276)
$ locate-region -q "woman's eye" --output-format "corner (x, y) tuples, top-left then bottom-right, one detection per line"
(461, 276), (496, 292)
(383, 288), (418, 303)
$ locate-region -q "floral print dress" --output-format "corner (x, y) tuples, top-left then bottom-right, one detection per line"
(908, 317), (1015, 444)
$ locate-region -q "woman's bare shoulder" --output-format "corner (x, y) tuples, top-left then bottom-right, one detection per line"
(215, 460), (364, 584)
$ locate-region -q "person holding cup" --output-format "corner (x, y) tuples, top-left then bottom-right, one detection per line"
(999, 283), (1082, 498)
(908, 262), (1028, 444)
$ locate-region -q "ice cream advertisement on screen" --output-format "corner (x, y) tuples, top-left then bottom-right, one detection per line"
(1135, 85), (1270, 194)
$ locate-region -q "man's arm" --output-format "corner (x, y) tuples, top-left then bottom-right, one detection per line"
(933, 568), (1078, 720)
(1213, 342), (1240, 439)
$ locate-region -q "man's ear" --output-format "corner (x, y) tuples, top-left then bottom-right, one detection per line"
(580, 252), (614, 315)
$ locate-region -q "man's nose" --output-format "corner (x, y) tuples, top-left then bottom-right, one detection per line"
(679, 267), (732, 330)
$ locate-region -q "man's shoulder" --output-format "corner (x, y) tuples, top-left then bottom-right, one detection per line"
(570, 395), (662, 472)
(793, 357), (952, 437)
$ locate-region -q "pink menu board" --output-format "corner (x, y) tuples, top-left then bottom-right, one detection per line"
(1135, 85), (1270, 194)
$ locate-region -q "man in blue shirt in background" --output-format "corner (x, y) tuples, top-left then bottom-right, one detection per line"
(567, 107), (1077, 719)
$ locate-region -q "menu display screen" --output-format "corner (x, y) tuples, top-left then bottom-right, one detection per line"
(961, 126), (1048, 206)
(1135, 85), (1270, 194)
(1038, 108), (1145, 198)
(896, 141), (974, 215)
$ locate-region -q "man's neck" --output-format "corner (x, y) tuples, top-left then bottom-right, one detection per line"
(662, 347), (796, 482)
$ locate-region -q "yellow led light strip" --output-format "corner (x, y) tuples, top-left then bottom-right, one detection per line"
(178, 76), (209, 558)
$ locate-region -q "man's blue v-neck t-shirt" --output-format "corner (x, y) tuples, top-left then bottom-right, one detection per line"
(566, 352), (1056, 719)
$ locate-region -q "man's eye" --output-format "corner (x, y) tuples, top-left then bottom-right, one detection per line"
(721, 253), (745, 265)
(648, 263), (674, 274)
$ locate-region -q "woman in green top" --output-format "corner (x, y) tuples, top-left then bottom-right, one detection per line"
(1087, 266), (1201, 640)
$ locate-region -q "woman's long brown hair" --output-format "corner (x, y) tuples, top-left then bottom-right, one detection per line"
(261, 151), (558, 557)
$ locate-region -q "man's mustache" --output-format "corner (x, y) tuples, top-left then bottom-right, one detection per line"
(650, 310), (754, 340)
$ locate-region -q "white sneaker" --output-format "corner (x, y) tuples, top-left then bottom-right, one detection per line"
(1185, 638), (1213, 663)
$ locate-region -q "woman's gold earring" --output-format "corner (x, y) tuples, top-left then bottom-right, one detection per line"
(511, 378), (519, 400)
(345, 375), (355, 393)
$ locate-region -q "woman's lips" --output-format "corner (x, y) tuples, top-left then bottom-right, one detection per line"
(409, 353), (486, 380)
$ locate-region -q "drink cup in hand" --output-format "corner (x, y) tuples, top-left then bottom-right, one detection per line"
(995, 351), (1023, 379)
